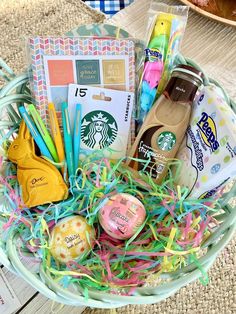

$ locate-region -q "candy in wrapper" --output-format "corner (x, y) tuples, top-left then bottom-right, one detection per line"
(49, 215), (95, 263)
(176, 85), (236, 198)
(98, 193), (146, 240)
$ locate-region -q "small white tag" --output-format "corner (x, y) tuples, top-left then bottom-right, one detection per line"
(0, 268), (21, 314)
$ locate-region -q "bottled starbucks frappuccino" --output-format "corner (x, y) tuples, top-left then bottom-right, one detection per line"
(128, 65), (203, 184)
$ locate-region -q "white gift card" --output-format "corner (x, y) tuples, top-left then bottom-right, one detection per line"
(68, 84), (134, 159)
(0, 269), (21, 314)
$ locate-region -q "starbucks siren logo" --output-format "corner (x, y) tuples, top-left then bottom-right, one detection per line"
(81, 110), (118, 149)
(157, 131), (176, 151)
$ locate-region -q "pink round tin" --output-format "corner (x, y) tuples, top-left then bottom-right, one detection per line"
(98, 193), (146, 240)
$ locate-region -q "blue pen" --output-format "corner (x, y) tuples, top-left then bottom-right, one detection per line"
(73, 104), (82, 172)
(61, 102), (74, 178)
(19, 106), (53, 161)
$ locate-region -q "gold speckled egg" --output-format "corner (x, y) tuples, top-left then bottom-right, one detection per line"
(49, 215), (95, 263)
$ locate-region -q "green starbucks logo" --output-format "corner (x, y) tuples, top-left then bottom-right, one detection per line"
(157, 131), (176, 151)
(81, 110), (118, 149)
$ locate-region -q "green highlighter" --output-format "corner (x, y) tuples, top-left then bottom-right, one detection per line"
(28, 104), (59, 162)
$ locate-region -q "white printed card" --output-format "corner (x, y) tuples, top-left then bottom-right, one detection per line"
(68, 84), (134, 159)
(0, 269), (21, 314)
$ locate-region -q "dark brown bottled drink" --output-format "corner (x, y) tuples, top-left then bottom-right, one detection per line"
(127, 64), (203, 184)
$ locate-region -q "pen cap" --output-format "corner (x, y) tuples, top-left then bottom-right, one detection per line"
(61, 102), (68, 111)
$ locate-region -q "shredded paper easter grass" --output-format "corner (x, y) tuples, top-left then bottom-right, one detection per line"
(0, 154), (222, 295)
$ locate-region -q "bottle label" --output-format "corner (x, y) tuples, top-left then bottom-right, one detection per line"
(157, 131), (176, 151)
(137, 140), (167, 178)
(128, 126), (168, 180)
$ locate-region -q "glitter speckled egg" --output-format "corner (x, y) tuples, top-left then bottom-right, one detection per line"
(98, 193), (146, 240)
(49, 215), (95, 263)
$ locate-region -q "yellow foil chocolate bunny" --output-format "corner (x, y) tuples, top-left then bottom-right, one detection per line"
(8, 121), (68, 207)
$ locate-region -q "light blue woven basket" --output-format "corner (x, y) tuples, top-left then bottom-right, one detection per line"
(0, 51), (235, 308)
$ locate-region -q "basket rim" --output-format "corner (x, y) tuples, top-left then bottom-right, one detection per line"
(0, 55), (236, 307)
(2, 224), (235, 307)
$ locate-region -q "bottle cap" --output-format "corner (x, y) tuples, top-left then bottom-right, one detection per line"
(172, 64), (203, 86)
(164, 64), (203, 102)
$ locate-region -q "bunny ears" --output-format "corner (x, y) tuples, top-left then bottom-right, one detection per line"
(18, 121), (31, 140)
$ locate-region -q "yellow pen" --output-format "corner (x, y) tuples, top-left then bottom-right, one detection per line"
(48, 102), (65, 174)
